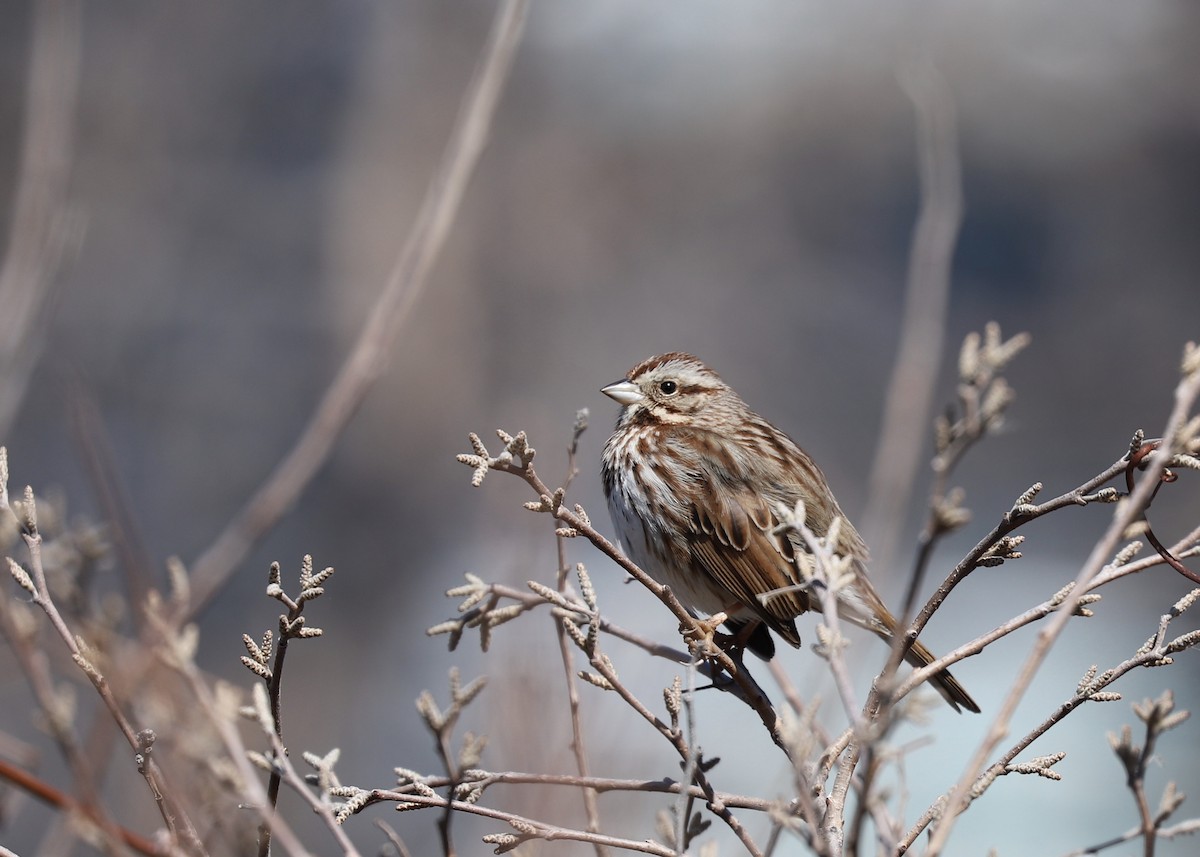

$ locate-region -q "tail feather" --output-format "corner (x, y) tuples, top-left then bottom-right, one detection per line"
(836, 591), (980, 713)
(902, 637), (980, 714)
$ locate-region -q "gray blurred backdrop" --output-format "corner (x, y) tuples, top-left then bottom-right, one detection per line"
(2, 1), (1199, 854)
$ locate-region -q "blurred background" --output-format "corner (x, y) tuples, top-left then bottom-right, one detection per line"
(2, 1), (1199, 854)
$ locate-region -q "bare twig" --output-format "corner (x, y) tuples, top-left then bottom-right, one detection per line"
(0, 756), (163, 857)
(551, 413), (609, 857)
(0, 593), (106, 817)
(431, 575), (779, 721)
(160, 647), (318, 857)
(374, 819), (415, 857)
(772, 510), (865, 728)
(1108, 692), (1190, 857)
(406, 668), (489, 857)
(68, 385), (156, 628)
(898, 446), (1130, 672)
(893, 540), (1200, 708)
(455, 431), (771, 854)
(345, 789), (681, 856)
(262, 726), (359, 857)
(766, 659), (833, 855)
(873, 323), (1028, 720)
(573, 610), (764, 857)
(1061, 817), (1200, 857)
(2, 475), (205, 855)
(245, 557), (334, 857)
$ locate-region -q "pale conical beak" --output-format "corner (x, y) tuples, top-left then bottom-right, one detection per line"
(601, 379), (644, 406)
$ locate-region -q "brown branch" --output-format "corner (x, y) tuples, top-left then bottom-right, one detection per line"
(457, 432), (775, 855)
(0, 757), (163, 857)
(68, 385), (156, 629)
(254, 558), (330, 857)
(1126, 440), (1200, 585)
(433, 577), (780, 722)
(893, 540), (1200, 707)
(765, 658), (833, 855)
(578, 623), (765, 857)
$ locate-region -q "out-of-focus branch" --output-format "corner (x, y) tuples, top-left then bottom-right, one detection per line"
(182, 0), (530, 618)
(2, 477), (205, 854)
(861, 60), (962, 570)
(0, 0), (83, 438)
(1063, 818), (1200, 857)
(0, 757), (162, 857)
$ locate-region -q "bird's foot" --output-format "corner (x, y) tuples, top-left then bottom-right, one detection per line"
(683, 611), (730, 657)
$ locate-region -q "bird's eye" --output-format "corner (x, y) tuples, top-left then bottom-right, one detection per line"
(659, 380), (678, 395)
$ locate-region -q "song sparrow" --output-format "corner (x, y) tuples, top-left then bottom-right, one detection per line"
(601, 352), (979, 713)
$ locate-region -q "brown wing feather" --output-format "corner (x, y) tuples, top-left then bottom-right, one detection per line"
(687, 485), (808, 646)
(669, 427), (980, 713)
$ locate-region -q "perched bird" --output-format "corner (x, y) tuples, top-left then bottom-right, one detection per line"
(601, 352), (978, 713)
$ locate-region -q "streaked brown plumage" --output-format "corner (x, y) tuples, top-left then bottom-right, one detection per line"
(601, 352), (979, 713)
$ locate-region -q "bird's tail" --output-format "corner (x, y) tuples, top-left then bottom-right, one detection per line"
(899, 635), (980, 714)
(835, 576), (980, 713)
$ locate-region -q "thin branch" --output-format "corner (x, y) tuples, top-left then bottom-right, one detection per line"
(263, 727), (361, 857)
(162, 649), (318, 857)
(898, 450), (1131, 669)
(253, 558), (332, 857)
(1061, 818), (1200, 857)
(351, 790), (683, 856)
(0, 594), (108, 820)
(68, 384), (156, 629)
(771, 512), (869, 855)
(578, 623), (765, 857)
(2, 484), (205, 855)
(374, 820), (415, 857)
(440, 770), (777, 810)
(0, 756), (164, 857)
(899, 619), (1194, 850)
(551, 413), (610, 857)
(766, 658), (832, 855)
(894, 540), (1200, 707)
(922, 359), (1200, 855)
